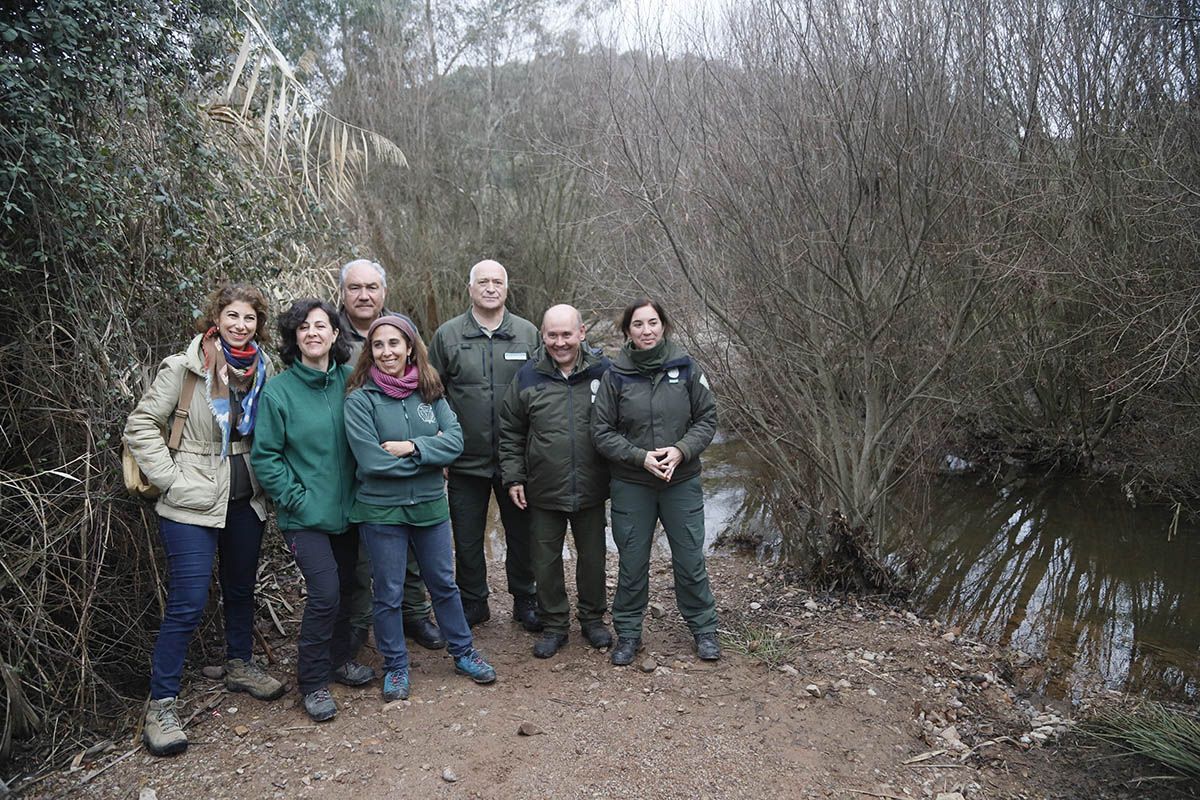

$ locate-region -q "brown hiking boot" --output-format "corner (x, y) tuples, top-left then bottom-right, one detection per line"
(224, 658), (285, 701)
(143, 697), (187, 756)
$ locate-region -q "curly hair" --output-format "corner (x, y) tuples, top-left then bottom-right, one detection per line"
(196, 283), (271, 346)
(276, 298), (352, 366)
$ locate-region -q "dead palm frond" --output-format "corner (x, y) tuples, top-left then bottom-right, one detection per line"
(206, 4), (407, 209)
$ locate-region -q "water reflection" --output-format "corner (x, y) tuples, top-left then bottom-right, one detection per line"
(918, 478), (1200, 701)
(481, 436), (760, 565)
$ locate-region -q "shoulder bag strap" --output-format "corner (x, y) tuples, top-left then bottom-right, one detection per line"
(167, 371), (200, 451)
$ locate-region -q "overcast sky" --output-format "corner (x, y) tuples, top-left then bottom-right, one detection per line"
(564, 0), (733, 54)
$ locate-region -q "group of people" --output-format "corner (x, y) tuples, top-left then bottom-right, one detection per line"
(123, 258), (722, 757)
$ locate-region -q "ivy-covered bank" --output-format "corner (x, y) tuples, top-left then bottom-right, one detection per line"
(0, 0), (346, 767)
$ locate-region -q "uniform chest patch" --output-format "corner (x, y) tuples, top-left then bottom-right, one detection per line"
(417, 403), (436, 424)
(667, 367), (681, 383)
(504, 351), (528, 361)
(590, 378), (600, 403)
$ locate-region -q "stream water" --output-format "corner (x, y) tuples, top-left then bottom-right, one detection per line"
(917, 474), (1200, 702)
(486, 438), (1200, 701)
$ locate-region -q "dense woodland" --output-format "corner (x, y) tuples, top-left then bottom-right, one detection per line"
(2, 0), (1199, 771)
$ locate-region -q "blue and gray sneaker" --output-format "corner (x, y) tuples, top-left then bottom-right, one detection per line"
(453, 649), (497, 684)
(382, 668), (410, 701)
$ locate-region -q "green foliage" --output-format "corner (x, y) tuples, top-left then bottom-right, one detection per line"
(0, 0), (346, 768)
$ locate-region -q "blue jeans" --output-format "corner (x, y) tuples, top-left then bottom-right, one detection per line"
(360, 520), (473, 671)
(150, 501), (264, 699)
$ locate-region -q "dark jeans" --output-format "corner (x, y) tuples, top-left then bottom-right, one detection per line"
(150, 501), (263, 700)
(530, 504), (608, 635)
(360, 520), (474, 672)
(283, 528), (359, 694)
(447, 472), (535, 603)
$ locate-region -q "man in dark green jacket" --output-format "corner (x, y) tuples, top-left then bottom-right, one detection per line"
(429, 259), (542, 630)
(336, 259), (444, 652)
(499, 305), (614, 658)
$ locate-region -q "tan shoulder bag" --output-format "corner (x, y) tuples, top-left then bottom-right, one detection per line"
(122, 371), (200, 498)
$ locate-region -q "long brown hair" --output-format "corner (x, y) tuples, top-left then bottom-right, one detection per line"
(196, 282), (271, 346)
(346, 320), (444, 402)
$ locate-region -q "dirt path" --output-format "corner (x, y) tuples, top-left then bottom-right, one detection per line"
(38, 552), (1182, 799)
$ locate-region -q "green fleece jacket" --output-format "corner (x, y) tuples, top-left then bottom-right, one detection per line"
(344, 379), (464, 507)
(591, 339), (718, 487)
(250, 362), (355, 533)
(428, 307), (539, 478)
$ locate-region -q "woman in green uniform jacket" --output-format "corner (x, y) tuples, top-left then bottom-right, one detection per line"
(591, 298), (721, 666)
(251, 298), (374, 723)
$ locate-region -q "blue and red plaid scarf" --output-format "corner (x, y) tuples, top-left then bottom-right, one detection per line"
(202, 328), (266, 457)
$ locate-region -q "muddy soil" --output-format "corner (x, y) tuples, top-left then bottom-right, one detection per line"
(32, 551), (1192, 799)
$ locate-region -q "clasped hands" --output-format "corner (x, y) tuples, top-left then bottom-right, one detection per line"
(642, 446), (683, 482)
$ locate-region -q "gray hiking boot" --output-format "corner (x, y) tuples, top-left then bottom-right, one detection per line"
(302, 687), (337, 722)
(143, 697), (188, 756)
(333, 659), (375, 687)
(694, 632), (722, 661)
(225, 658), (286, 701)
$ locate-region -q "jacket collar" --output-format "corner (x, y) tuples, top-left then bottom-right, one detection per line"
(289, 360), (341, 389)
(460, 307), (516, 340)
(610, 339), (689, 374)
(534, 344), (606, 381)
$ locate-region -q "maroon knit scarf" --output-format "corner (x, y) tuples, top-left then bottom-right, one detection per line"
(370, 363), (419, 399)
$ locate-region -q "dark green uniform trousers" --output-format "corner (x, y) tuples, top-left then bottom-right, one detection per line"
(530, 504), (608, 635)
(448, 472), (535, 603)
(348, 534), (431, 636)
(609, 475), (718, 638)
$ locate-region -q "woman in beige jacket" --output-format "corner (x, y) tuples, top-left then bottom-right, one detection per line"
(124, 283), (284, 756)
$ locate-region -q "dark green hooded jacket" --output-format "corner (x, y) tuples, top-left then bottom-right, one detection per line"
(251, 362), (355, 533)
(591, 339), (717, 487)
(429, 307), (539, 478)
(498, 346), (611, 512)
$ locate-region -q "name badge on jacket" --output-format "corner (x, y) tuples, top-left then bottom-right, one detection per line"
(504, 351), (528, 361)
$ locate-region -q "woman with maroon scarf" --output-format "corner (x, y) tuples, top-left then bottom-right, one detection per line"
(343, 314), (497, 703)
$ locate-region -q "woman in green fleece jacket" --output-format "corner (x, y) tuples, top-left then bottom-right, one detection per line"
(251, 299), (374, 723)
(344, 314), (498, 703)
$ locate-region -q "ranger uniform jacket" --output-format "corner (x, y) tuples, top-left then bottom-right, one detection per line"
(591, 340), (717, 488)
(429, 308), (539, 478)
(498, 346), (611, 512)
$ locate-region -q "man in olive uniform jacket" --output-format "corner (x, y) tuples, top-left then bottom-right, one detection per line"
(499, 304), (614, 658)
(336, 259), (444, 652)
(429, 259), (542, 630)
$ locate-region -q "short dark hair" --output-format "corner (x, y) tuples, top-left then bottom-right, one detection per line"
(618, 298), (671, 339)
(277, 298), (352, 366)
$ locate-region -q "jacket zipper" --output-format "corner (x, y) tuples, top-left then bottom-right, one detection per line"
(565, 372), (577, 509)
